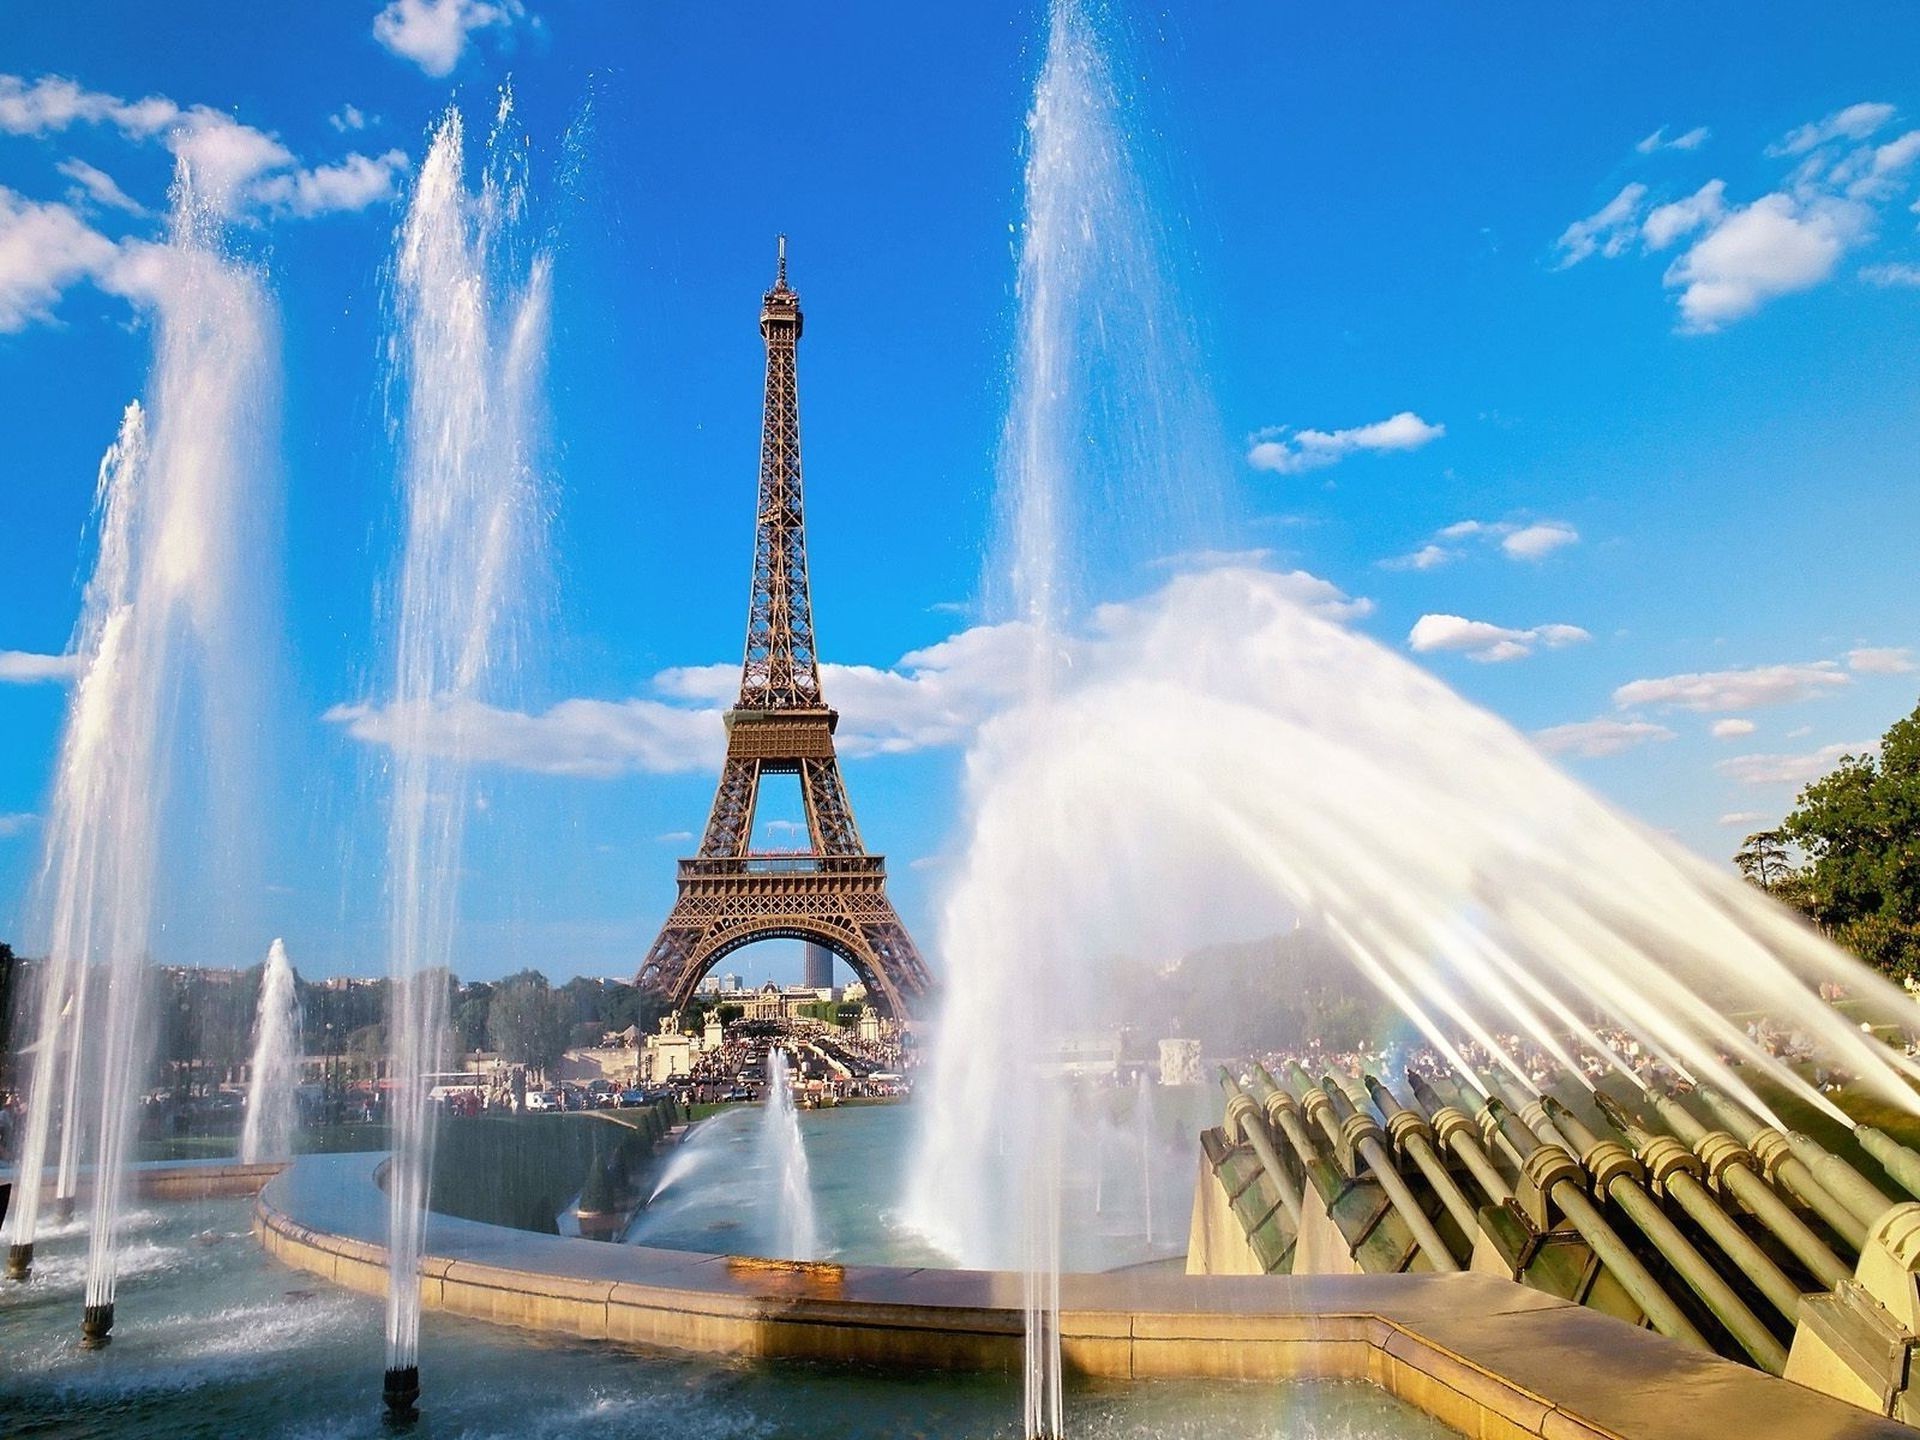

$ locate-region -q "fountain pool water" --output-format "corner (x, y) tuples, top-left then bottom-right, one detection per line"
(0, 1193), (1454, 1440)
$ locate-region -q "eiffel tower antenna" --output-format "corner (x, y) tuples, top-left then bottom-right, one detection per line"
(637, 244), (934, 1018)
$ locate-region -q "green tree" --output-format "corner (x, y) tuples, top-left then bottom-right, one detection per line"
(1775, 698), (1920, 978)
(1734, 829), (1796, 889)
(485, 971), (568, 1070)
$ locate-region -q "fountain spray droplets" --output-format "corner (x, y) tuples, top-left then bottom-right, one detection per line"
(761, 1050), (821, 1262)
(378, 101), (551, 1413)
(3, 167), (278, 1339)
(241, 940), (304, 1165)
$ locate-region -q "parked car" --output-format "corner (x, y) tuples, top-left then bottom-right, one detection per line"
(524, 1090), (560, 1113)
(615, 1088), (649, 1108)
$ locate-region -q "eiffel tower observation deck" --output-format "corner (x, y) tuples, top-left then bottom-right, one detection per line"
(635, 239), (935, 1018)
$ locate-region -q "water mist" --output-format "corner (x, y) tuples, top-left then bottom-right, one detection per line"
(377, 100), (550, 1420)
(241, 939), (304, 1164)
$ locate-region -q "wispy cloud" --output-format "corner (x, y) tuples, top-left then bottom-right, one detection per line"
(1614, 662), (1848, 712)
(1556, 100), (1920, 330)
(0, 72), (408, 225)
(1637, 125), (1711, 155)
(0, 812), (37, 838)
(0, 648), (81, 683)
(1407, 614), (1589, 664)
(1247, 411), (1443, 476)
(331, 564), (1376, 777)
(1718, 810), (1769, 827)
(1384, 516), (1579, 570)
(1711, 718), (1756, 739)
(1848, 646), (1915, 674)
(1534, 718), (1675, 758)
(1717, 741), (1873, 787)
(56, 157), (146, 216)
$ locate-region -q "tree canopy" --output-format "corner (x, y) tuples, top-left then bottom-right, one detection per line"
(1737, 697), (1920, 978)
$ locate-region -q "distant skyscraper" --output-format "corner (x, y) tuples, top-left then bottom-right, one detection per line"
(802, 942), (833, 990)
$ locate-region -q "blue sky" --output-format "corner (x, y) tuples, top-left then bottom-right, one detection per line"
(1, 1), (1916, 982)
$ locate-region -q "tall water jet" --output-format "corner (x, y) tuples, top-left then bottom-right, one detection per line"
(761, 1049), (820, 1261)
(377, 99), (550, 1421)
(240, 939), (304, 1165)
(1, 164), (278, 1334)
(909, 2), (1220, 1431)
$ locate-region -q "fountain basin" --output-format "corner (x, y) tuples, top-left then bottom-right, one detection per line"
(255, 1153), (1902, 1438)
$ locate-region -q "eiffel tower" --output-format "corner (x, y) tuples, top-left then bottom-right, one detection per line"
(637, 240), (935, 1018)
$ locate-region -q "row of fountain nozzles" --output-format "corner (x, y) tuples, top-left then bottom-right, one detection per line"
(1218, 1057), (1920, 1377)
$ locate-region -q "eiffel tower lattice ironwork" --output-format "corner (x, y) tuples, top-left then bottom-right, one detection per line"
(636, 239), (935, 1018)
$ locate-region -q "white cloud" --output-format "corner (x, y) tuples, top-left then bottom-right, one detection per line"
(1664, 192), (1866, 331)
(0, 812), (36, 838)
(1711, 718), (1757, 739)
(0, 187), (118, 330)
(1848, 646), (1915, 674)
(252, 149), (408, 218)
(1642, 180), (1727, 251)
(1247, 411), (1443, 476)
(1861, 262), (1920, 287)
(1558, 101), (1920, 329)
(326, 697), (723, 778)
(1555, 183), (1647, 266)
(1533, 718), (1676, 758)
(1773, 102), (1897, 158)
(329, 105), (369, 134)
(331, 564), (1375, 777)
(0, 72), (408, 226)
(1717, 741), (1873, 787)
(1637, 125), (1711, 155)
(0, 74), (179, 139)
(1500, 521), (1580, 560)
(1386, 517), (1578, 570)
(56, 157), (146, 216)
(1407, 614), (1590, 664)
(1613, 662), (1848, 712)
(373, 0), (527, 78)
(1717, 811), (1768, 827)
(1, 649), (84, 682)
(1381, 543), (1455, 572)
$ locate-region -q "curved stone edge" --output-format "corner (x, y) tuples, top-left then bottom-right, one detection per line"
(250, 1154), (1914, 1440)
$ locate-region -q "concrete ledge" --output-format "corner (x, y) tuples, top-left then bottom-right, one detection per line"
(255, 1153), (1912, 1440)
(2, 1156), (286, 1206)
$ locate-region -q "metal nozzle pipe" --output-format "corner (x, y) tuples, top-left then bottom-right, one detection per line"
(1786, 1131), (1897, 1231)
(1408, 1072), (1514, 1207)
(1219, 1069), (1303, 1227)
(1484, 1100), (1707, 1350)
(1695, 1088), (1869, 1252)
(1251, 1066), (1330, 1167)
(1653, 1092), (1850, 1287)
(1857, 1126), (1920, 1206)
(1287, 1063), (1352, 1175)
(1321, 1080), (1460, 1272)
(1366, 1074), (1481, 1241)
(1587, 1096), (1806, 1333)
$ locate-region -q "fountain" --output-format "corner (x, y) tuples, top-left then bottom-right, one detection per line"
(240, 939), (304, 1165)
(761, 1048), (821, 1261)
(375, 95), (550, 1420)
(2, 162), (278, 1339)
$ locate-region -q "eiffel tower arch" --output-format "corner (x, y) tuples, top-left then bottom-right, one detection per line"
(636, 240), (935, 1019)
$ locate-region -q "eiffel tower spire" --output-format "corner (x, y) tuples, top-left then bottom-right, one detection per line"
(637, 242), (934, 1018)
(739, 233), (821, 709)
